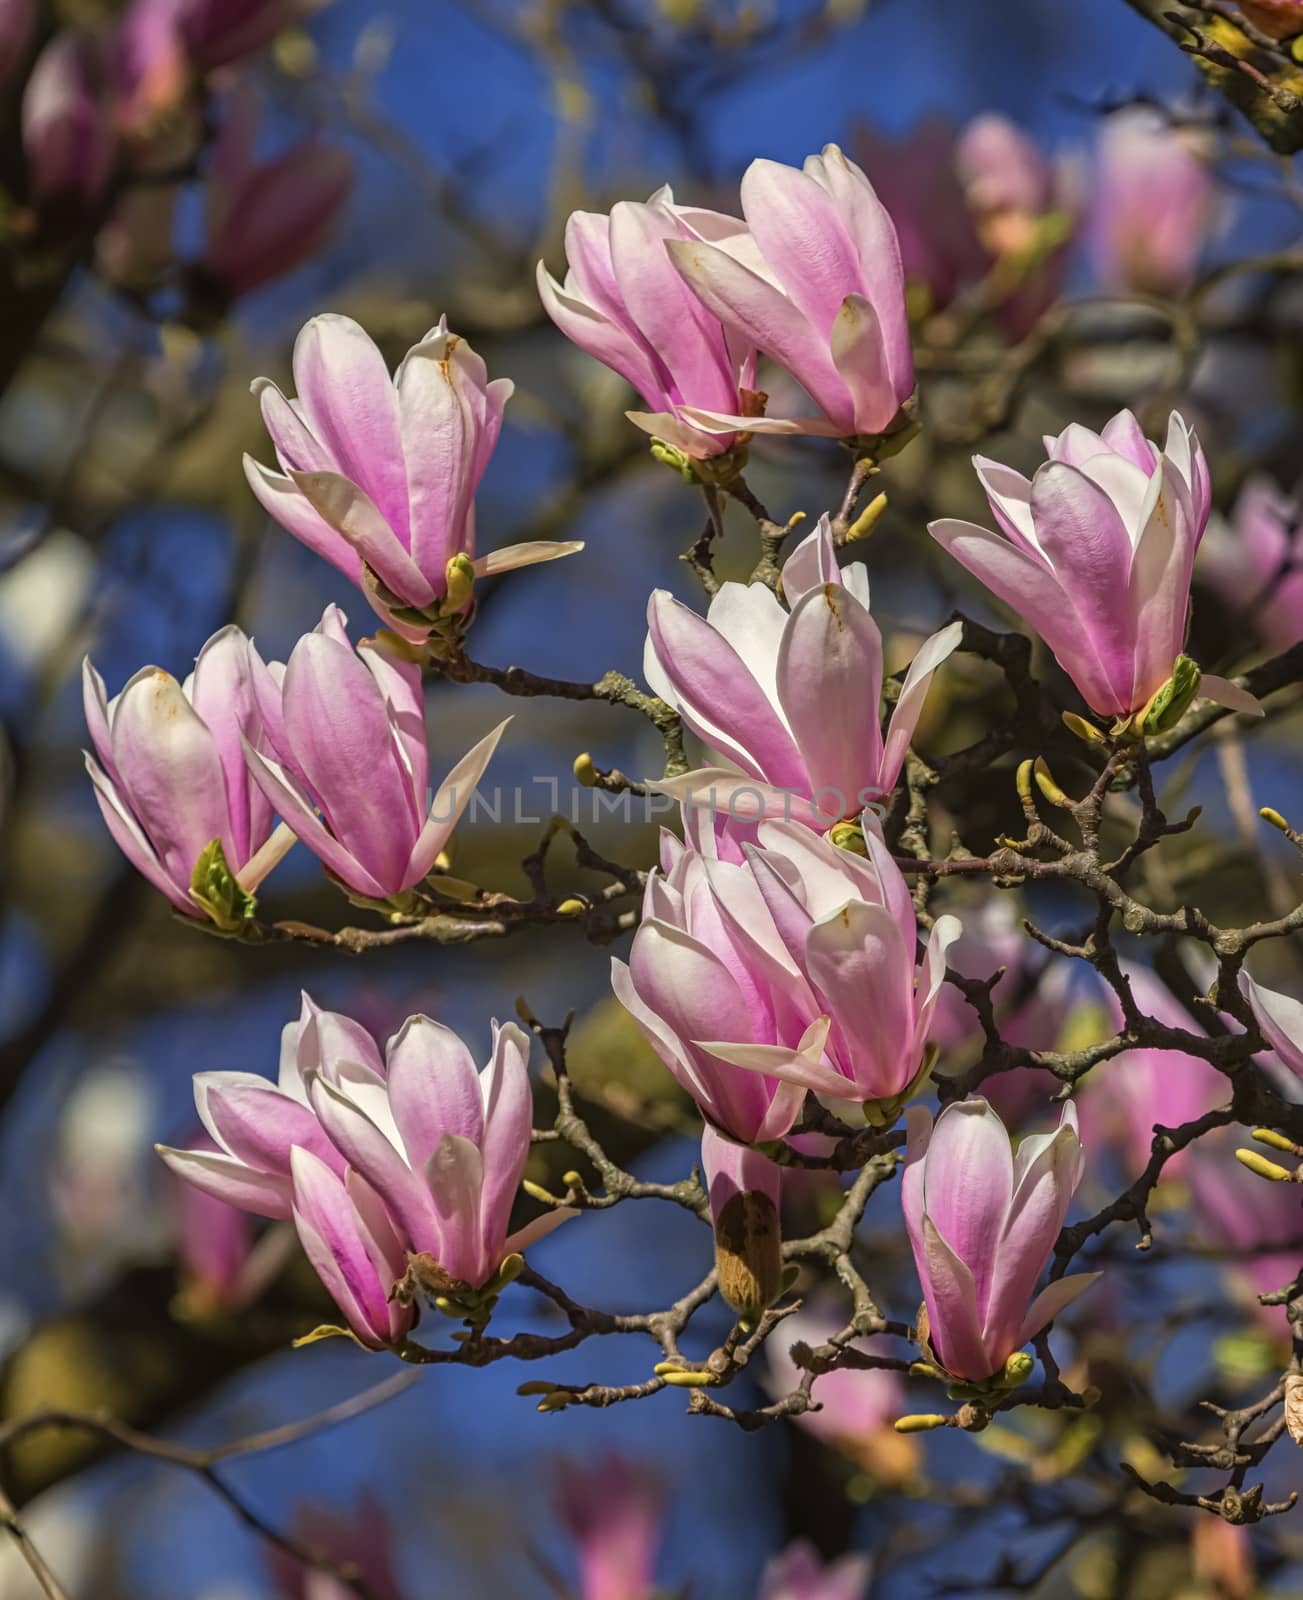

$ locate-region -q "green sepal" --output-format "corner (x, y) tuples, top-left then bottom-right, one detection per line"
(189, 838), (257, 932)
(292, 1323), (365, 1350)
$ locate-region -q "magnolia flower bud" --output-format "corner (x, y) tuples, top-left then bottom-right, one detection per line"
(702, 1125), (782, 1322)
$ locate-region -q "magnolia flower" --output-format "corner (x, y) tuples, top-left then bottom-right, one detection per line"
(112, 0), (189, 148)
(930, 409), (1260, 725)
(241, 606), (506, 902)
(613, 813), (959, 1131)
(267, 1496), (404, 1600)
(196, 89), (351, 307)
(555, 1455), (664, 1600)
(22, 32), (115, 208)
(1239, 967), (1303, 1083)
(902, 1098), (1097, 1383)
(1090, 110), (1215, 297)
(647, 517), (961, 833)
(666, 144), (914, 441)
(538, 190), (758, 459)
(83, 625), (293, 918)
(1078, 965), (1227, 1177)
(1237, 0), (1303, 37)
(757, 1541), (872, 1600)
(1199, 477), (1303, 655)
(245, 314), (580, 639)
(762, 1303), (918, 1487)
(159, 996), (564, 1342)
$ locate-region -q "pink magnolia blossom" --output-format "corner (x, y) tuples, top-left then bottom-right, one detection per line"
(245, 315), (580, 639)
(701, 1120), (785, 1318)
(158, 995), (562, 1342)
(647, 517), (961, 832)
(537, 189), (758, 460)
(240, 605), (506, 902)
(1089, 110), (1215, 297)
(1239, 966), (1303, 1083)
(902, 1098), (1098, 1383)
(554, 1454), (663, 1600)
(1078, 965), (1227, 1178)
(757, 1540), (872, 1600)
(762, 1303), (918, 1486)
(197, 89), (351, 306)
(612, 813), (959, 1133)
(1238, 0), (1303, 36)
(1199, 477), (1303, 654)
(268, 1495), (403, 1600)
(83, 625), (294, 917)
(22, 32), (115, 208)
(0, 0), (35, 89)
(665, 145), (914, 441)
(930, 409), (1260, 723)
(112, 0), (189, 148)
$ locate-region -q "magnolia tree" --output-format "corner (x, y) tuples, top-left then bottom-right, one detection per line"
(5, 0), (1303, 1596)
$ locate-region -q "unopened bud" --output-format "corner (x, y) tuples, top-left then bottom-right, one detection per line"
(555, 897), (586, 916)
(713, 1187), (782, 1323)
(829, 819), (868, 856)
(189, 837), (257, 931)
(1015, 758), (1035, 806)
(659, 1368), (716, 1388)
(1285, 1373), (1303, 1446)
(1137, 654), (1201, 736)
(1000, 1350), (1035, 1389)
(573, 752), (599, 788)
(1252, 1128), (1301, 1155)
(893, 1413), (950, 1434)
(522, 1180), (563, 1207)
(844, 491), (888, 545)
(442, 553), (475, 616)
(1032, 757), (1075, 810)
(1235, 1148), (1293, 1182)
(1261, 806), (1295, 835)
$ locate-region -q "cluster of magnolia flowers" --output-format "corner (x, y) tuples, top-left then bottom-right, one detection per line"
(7, 0), (351, 314)
(83, 142), (1298, 1399)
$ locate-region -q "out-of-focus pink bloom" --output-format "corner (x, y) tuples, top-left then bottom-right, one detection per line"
(196, 89), (350, 306)
(113, 0), (189, 146)
(855, 115), (1077, 339)
(1240, 966), (1303, 1083)
(854, 119), (987, 315)
(172, 0), (318, 70)
(240, 605), (506, 902)
(158, 996), (562, 1342)
(1238, 0), (1303, 36)
(245, 314), (579, 639)
(763, 1303), (918, 1487)
(83, 625), (294, 917)
(538, 189), (758, 459)
(22, 32), (115, 208)
(168, 1133), (294, 1316)
(0, 0), (35, 90)
(1189, 1126), (1303, 1337)
(1090, 110), (1215, 297)
(648, 517), (961, 831)
(930, 409), (1260, 724)
(666, 145), (914, 441)
(1200, 477), (1303, 654)
(757, 1540), (872, 1600)
(555, 1454), (663, 1600)
(1078, 965), (1227, 1178)
(902, 1098), (1097, 1383)
(268, 1496), (403, 1600)
(1191, 1514), (1255, 1600)
(613, 813), (959, 1135)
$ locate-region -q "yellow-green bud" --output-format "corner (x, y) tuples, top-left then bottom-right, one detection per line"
(1061, 710), (1107, 746)
(442, 553), (476, 615)
(1252, 1128), (1302, 1155)
(1137, 654), (1201, 736)
(1235, 1148), (1293, 1182)
(189, 838), (257, 932)
(844, 491), (888, 545)
(893, 1413), (950, 1434)
(573, 752), (599, 788)
(829, 819), (868, 856)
